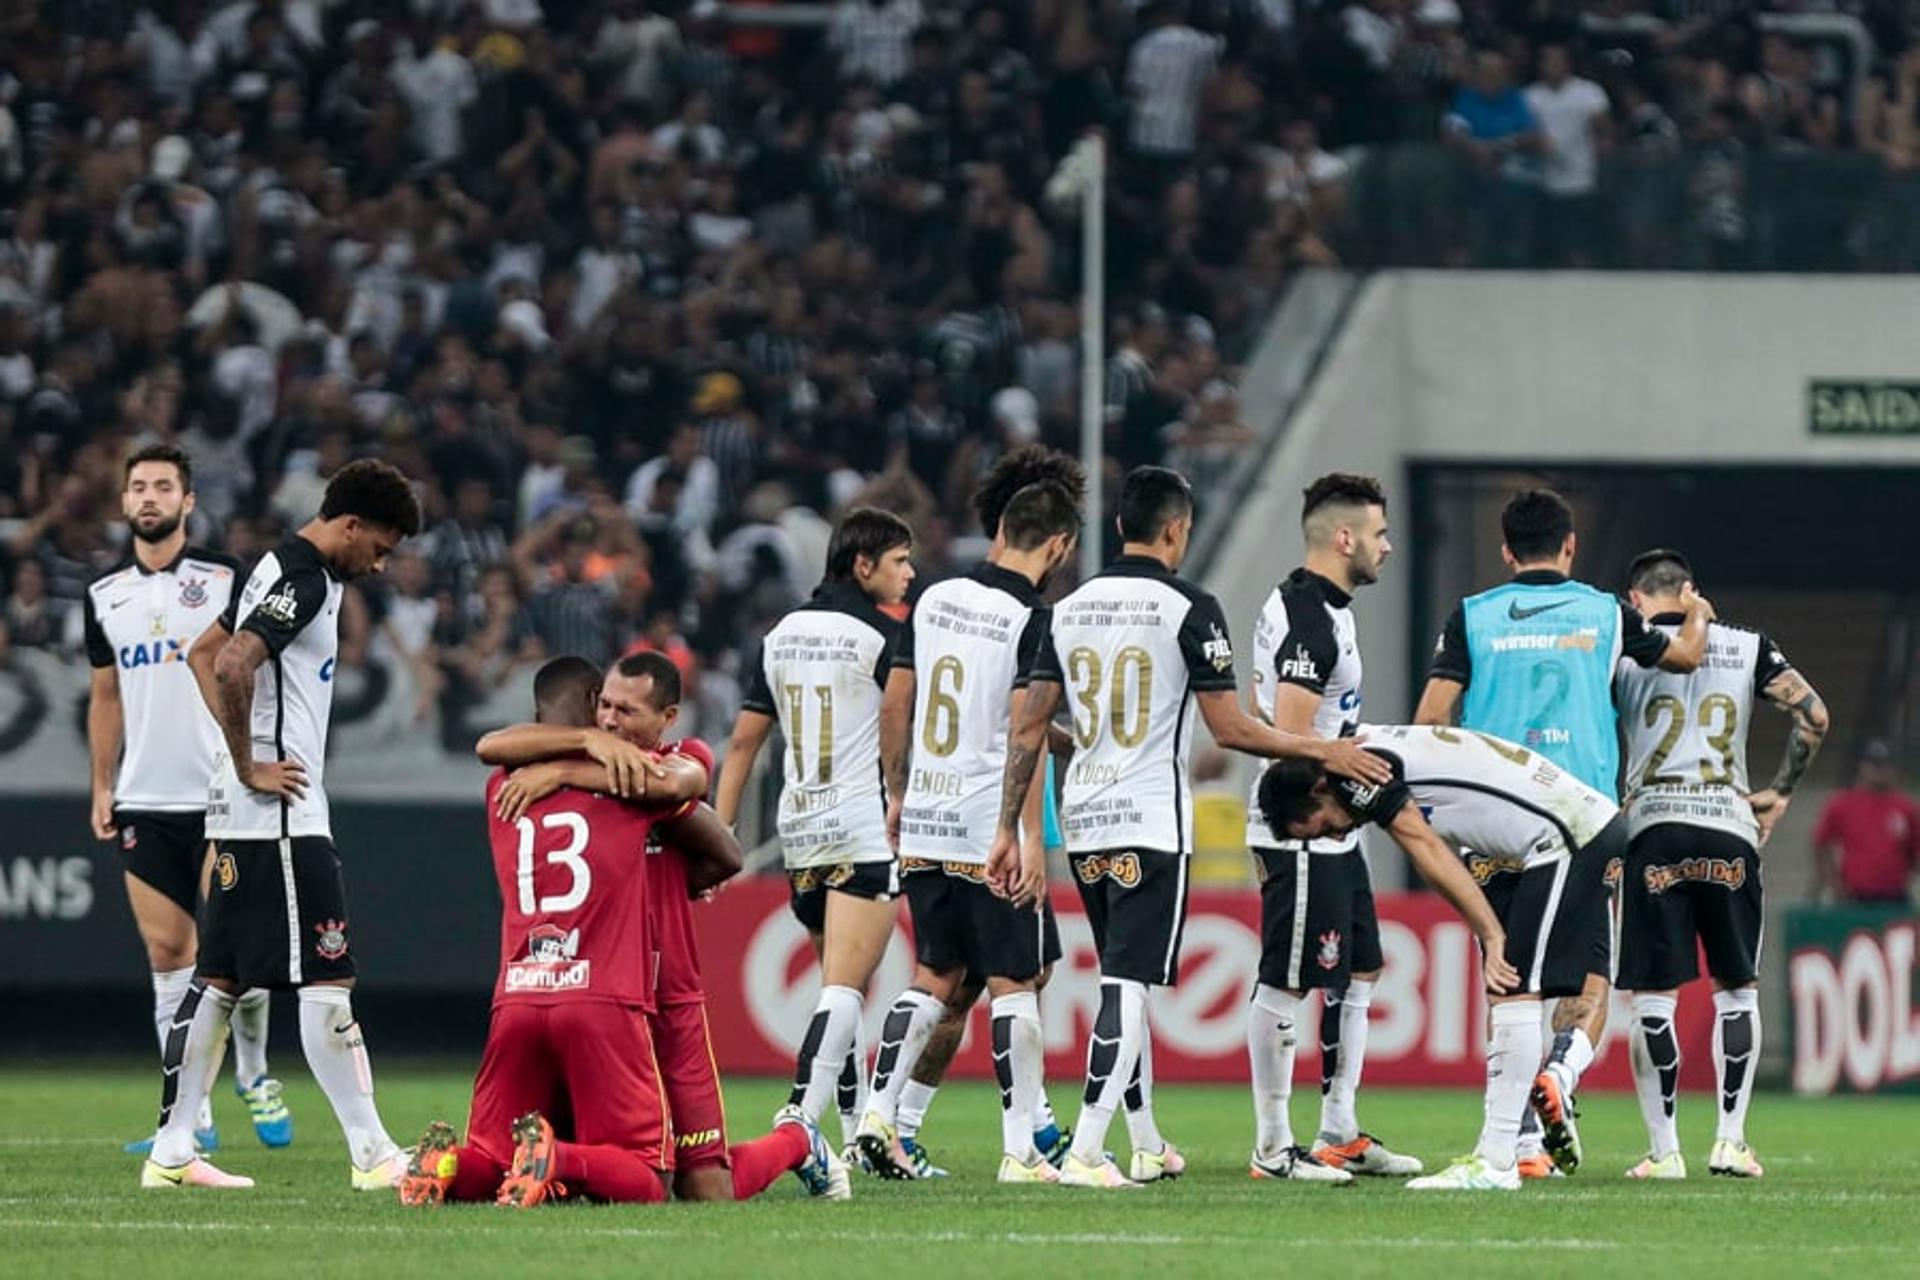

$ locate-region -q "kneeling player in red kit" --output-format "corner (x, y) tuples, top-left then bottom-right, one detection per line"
(398, 656), (845, 1206)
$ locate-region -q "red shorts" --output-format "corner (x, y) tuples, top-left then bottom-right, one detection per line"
(466, 1002), (667, 1170)
(649, 999), (729, 1168)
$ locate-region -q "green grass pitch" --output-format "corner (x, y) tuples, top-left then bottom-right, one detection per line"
(5, 1064), (1917, 1279)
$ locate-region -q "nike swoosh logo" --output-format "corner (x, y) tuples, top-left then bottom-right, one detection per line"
(109, 599), (131, 611)
(1507, 599), (1573, 621)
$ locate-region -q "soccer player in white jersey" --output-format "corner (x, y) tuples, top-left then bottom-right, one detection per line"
(868, 446), (1085, 1179)
(1243, 473), (1418, 1183)
(87, 444), (291, 1155)
(1614, 550), (1829, 1180)
(716, 509), (914, 1157)
(1260, 725), (1628, 1191)
(142, 460), (420, 1191)
(856, 481), (1080, 1185)
(991, 466), (1394, 1189)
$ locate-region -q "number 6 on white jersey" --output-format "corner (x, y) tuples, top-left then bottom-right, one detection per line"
(515, 812), (592, 914)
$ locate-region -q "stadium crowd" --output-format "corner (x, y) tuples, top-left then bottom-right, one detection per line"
(2, 0), (1916, 747)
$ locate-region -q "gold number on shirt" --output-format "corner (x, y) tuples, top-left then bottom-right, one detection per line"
(783, 683), (836, 784)
(1699, 693), (1738, 785)
(1642, 693), (1738, 787)
(1430, 724), (1532, 766)
(1065, 645), (1153, 749)
(921, 655), (964, 758)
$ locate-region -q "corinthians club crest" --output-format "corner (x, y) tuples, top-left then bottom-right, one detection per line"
(179, 576), (209, 609)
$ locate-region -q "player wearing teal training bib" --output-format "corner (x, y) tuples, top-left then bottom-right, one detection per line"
(1415, 489), (1711, 1177)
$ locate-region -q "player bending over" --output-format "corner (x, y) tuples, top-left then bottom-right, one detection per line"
(1261, 724), (1642, 1191)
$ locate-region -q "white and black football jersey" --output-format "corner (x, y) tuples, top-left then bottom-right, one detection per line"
(1246, 567), (1363, 854)
(896, 562), (1050, 864)
(206, 536), (344, 840)
(1029, 554), (1239, 856)
(741, 581), (900, 868)
(84, 547), (239, 811)
(1333, 724), (1619, 872)
(1615, 617), (1792, 844)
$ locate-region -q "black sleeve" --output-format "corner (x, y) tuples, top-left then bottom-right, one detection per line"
(1330, 750), (1411, 828)
(740, 638), (775, 715)
(1272, 598), (1337, 695)
(887, 612), (915, 675)
(82, 591), (113, 669)
(1752, 632), (1793, 696)
(238, 567), (330, 657)
(1619, 602), (1671, 669)
(1011, 606), (1050, 690)
(1427, 604), (1472, 686)
(1178, 591), (1239, 693)
(1026, 618), (1063, 685)
(218, 581), (243, 633)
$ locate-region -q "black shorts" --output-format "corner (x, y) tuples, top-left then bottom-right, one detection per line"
(1480, 817), (1625, 998)
(115, 809), (208, 916)
(902, 859), (1046, 982)
(787, 859), (900, 934)
(198, 836), (356, 989)
(1616, 824), (1763, 991)
(1069, 848), (1189, 987)
(1253, 848), (1380, 991)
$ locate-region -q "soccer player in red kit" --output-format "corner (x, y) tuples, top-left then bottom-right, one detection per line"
(399, 656), (843, 1206)
(466, 651), (852, 1203)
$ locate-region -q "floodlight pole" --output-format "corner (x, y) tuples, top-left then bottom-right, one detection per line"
(1077, 135), (1105, 586)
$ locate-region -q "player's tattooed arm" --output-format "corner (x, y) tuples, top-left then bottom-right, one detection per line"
(996, 680), (1058, 837)
(1748, 667), (1830, 847)
(209, 628), (306, 799)
(715, 709), (775, 827)
(1412, 677), (1464, 727)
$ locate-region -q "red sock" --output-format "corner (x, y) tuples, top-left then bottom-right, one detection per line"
(728, 1124), (809, 1200)
(447, 1144), (506, 1202)
(552, 1142), (667, 1203)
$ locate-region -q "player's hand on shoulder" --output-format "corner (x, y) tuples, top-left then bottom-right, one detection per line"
(1745, 788), (1789, 847)
(1323, 737), (1393, 786)
(1482, 937), (1520, 994)
(496, 762), (567, 823)
(242, 758), (308, 800)
(582, 729), (667, 797)
(1680, 581), (1716, 621)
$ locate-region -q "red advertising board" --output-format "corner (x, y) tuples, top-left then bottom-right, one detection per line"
(692, 878), (1720, 1089)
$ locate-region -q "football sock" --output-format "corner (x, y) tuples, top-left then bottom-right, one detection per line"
(1713, 987), (1760, 1145)
(1070, 978), (1145, 1165)
(787, 984), (861, 1125)
(151, 982), (234, 1166)
(730, 1124), (811, 1200)
(151, 966), (215, 1132)
(1123, 1021), (1165, 1154)
(1319, 977), (1372, 1142)
(1545, 1025), (1596, 1097)
(991, 991), (1044, 1161)
(837, 1016), (868, 1147)
(897, 1080), (938, 1142)
(1476, 1001), (1542, 1170)
(1516, 1106), (1545, 1157)
(298, 986), (398, 1171)
(1249, 984), (1302, 1159)
(232, 987), (271, 1085)
(1318, 985), (1342, 1096)
(1631, 992), (1682, 1160)
(553, 1143), (667, 1203)
(866, 988), (943, 1125)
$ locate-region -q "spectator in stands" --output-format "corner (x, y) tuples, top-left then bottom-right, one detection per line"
(1125, 1), (1222, 175)
(1444, 48), (1542, 266)
(1526, 41), (1610, 267)
(1815, 742), (1920, 908)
